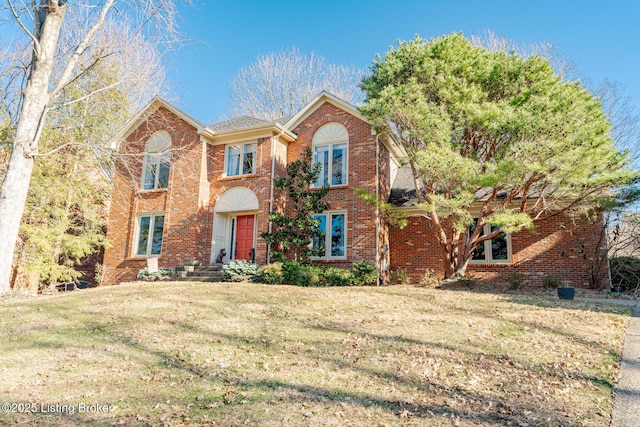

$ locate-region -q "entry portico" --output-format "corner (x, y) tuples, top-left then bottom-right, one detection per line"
(210, 186), (259, 264)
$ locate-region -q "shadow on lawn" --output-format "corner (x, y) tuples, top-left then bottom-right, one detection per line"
(392, 279), (636, 316)
(0, 288), (620, 426)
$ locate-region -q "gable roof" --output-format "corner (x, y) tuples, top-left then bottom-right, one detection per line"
(108, 96), (205, 149)
(209, 116), (271, 132)
(283, 91), (367, 130)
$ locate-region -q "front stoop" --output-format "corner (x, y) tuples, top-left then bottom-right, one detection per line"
(174, 264), (223, 282)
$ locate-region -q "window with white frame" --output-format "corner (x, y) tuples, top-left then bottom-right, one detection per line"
(469, 220), (511, 263)
(142, 131), (171, 190)
(312, 211), (346, 259)
(312, 123), (348, 187)
(135, 213), (165, 257)
(226, 142), (257, 177)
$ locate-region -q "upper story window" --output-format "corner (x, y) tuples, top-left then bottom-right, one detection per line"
(142, 131), (171, 190)
(312, 123), (348, 187)
(226, 142), (257, 177)
(469, 220), (511, 264)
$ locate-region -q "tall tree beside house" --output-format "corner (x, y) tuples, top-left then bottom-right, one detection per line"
(360, 33), (637, 278)
(0, 0), (183, 294)
(227, 46), (364, 121)
(5, 52), (166, 291)
(262, 149), (330, 264)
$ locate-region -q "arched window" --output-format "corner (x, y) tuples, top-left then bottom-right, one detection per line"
(142, 131), (171, 190)
(312, 123), (348, 187)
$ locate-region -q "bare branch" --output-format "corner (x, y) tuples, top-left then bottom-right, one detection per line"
(6, 0), (41, 58)
(51, 0), (114, 99)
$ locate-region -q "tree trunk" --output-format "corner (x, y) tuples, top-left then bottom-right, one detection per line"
(0, 2), (66, 294)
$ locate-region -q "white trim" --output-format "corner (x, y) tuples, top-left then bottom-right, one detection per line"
(285, 91), (367, 130)
(214, 187), (259, 213)
(312, 123), (349, 188)
(311, 210), (348, 261)
(469, 223), (513, 265)
(133, 212), (166, 258)
(228, 213), (258, 261)
(201, 122), (297, 145)
(223, 141), (257, 178)
(109, 96), (204, 151)
(140, 130), (172, 191)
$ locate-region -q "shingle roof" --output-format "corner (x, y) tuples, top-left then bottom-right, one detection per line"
(389, 165), (419, 206)
(209, 116), (271, 132)
(388, 165), (511, 206)
(274, 115), (293, 126)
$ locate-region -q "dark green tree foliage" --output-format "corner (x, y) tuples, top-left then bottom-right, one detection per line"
(262, 149), (330, 264)
(360, 33), (637, 278)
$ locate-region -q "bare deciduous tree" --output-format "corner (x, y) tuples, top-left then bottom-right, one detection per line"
(0, 0), (185, 294)
(469, 29), (580, 81)
(226, 46), (364, 121)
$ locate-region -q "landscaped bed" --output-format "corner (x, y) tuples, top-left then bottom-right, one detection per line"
(0, 282), (632, 426)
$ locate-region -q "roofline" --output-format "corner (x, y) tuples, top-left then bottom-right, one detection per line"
(200, 122), (297, 145)
(108, 96), (205, 150)
(284, 91), (368, 130)
(379, 133), (407, 164)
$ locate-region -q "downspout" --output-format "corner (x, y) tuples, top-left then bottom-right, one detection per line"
(604, 215), (613, 289)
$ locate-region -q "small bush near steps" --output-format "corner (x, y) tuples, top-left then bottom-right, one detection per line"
(222, 260), (261, 282)
(137, 268), (174, 281)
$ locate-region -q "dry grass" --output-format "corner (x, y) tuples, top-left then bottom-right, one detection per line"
(0, 282), (632, 426)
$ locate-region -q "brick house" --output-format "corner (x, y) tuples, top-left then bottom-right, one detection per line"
(103, 92), (609, 287)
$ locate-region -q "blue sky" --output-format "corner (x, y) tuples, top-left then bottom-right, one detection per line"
(167, 1), (639, 124)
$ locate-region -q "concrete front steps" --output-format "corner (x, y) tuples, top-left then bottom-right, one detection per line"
(174, 263), (224, 282)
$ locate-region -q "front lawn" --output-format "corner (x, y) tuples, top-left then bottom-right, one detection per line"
(0, 282), (631, 426)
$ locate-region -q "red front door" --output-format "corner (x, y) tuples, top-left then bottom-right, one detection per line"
(234, 215), (255, 261)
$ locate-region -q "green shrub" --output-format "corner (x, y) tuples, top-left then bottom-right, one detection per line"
(137, 267), (174, 281)
(506, 272), (524, 290)
(350, 260), (378, 286)
(298, 265), (322, 287)
(322, 267), (352, 287)
(541, 274), (562, 290)
(222, 260), (260, 282)
(259, 262), (283, 284)
(610, 257), (640, 294)
(418, 268), (439, 287)
(281, 260), (302, 285)
(390, 268), (410, 285)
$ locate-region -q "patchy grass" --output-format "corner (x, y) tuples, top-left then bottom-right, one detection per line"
(0, 282), (632, 426)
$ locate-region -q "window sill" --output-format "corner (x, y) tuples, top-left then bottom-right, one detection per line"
(128, 255), (162, 260)
(469, 260), (512, 265)
(220, 174), (258, 181)
(139, 188), (168, 194)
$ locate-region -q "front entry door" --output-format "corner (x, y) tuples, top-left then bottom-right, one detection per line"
(234, 215), (255, 261)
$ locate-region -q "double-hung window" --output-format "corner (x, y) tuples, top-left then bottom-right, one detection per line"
(312, 123), (348, 187)
(142, 131), (171, 190)
(469, 220), (511, 263)
(312, 211), (347, 259)
(226, 142), (257, 177)
(135, 213), (165, 257)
